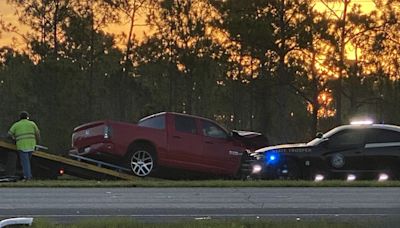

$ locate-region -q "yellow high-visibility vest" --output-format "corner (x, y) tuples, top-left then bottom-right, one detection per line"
(8, 119), (40, 151)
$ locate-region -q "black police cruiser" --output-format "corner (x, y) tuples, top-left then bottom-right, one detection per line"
(251, 123), (400, 180)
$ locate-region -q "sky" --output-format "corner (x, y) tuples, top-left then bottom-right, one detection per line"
(0, 0), (377, 50)
(0, 1), (23, 48)
(0, 1), (149, 49)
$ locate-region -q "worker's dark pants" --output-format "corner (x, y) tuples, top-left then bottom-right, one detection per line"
(18, 151), (33, 179)
(5, 151), (17, 176)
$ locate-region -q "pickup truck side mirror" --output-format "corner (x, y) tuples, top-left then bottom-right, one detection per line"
(231, 131), (239, 138)
(226, 132), (235, 141)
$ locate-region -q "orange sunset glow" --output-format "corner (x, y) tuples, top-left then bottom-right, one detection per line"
(0, 1), (149, 49)
(0, 0), (376, 49)
(0, 0), (387, 120)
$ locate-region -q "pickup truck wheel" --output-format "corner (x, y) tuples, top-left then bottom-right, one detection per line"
(129, 149), (155, 177)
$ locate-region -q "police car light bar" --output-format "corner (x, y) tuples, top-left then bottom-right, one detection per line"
(350, 120), (373, 125)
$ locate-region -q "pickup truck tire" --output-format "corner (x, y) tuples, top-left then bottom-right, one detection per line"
(128, 146), (156, 177)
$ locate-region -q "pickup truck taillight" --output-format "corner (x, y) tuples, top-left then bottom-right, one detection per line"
(104, 125), (112, 139)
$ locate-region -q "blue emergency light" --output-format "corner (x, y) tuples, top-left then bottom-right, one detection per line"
(265, 150), (280, 165)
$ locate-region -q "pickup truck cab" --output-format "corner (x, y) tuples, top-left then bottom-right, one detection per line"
(71, 112), (268, 177)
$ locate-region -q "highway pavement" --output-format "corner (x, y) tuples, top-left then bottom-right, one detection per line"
(0, 187), (399, 223)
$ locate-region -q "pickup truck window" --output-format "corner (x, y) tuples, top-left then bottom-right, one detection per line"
(175, 115), (197, 134)
(202, 120), (228, 139)
(138, 115), (165, 129)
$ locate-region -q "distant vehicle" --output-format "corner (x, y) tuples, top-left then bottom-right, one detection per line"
(251, 123), (400, 181)
(71, 112), (268, 178)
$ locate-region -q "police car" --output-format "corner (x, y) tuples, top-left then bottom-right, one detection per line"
(251, 121), (400, 181)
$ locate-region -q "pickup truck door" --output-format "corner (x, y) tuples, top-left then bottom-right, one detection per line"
(200, 120), (242, 175)
(167, 115), (203, 168)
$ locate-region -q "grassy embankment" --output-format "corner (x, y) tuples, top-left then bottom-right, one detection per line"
(30, 218), (398, 228)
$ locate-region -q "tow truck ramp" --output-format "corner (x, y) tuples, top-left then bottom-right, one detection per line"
(0, 141), (135, 181)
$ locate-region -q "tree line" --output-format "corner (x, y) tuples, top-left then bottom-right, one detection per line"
(0, 0), (399, 152)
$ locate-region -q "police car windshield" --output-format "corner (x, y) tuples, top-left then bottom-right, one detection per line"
(306, 127), (343, 146)
(307, 138), (321, 146)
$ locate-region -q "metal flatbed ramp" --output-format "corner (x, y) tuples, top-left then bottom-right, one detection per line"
(0, 141), (135, 181)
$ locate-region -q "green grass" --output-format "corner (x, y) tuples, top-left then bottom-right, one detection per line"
(31, 218), (398, 228)
(1, 178), (400, 188)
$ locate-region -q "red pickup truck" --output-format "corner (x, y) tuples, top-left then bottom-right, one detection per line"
(71, 112), (268, 177)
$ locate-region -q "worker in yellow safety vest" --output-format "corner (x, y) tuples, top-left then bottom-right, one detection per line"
(8, 111), (40, 180)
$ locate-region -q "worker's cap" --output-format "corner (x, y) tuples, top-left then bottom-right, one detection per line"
(19, 111), (30, 119)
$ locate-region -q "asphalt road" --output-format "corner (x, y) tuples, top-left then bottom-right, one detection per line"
(0, 187), (399, 223)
